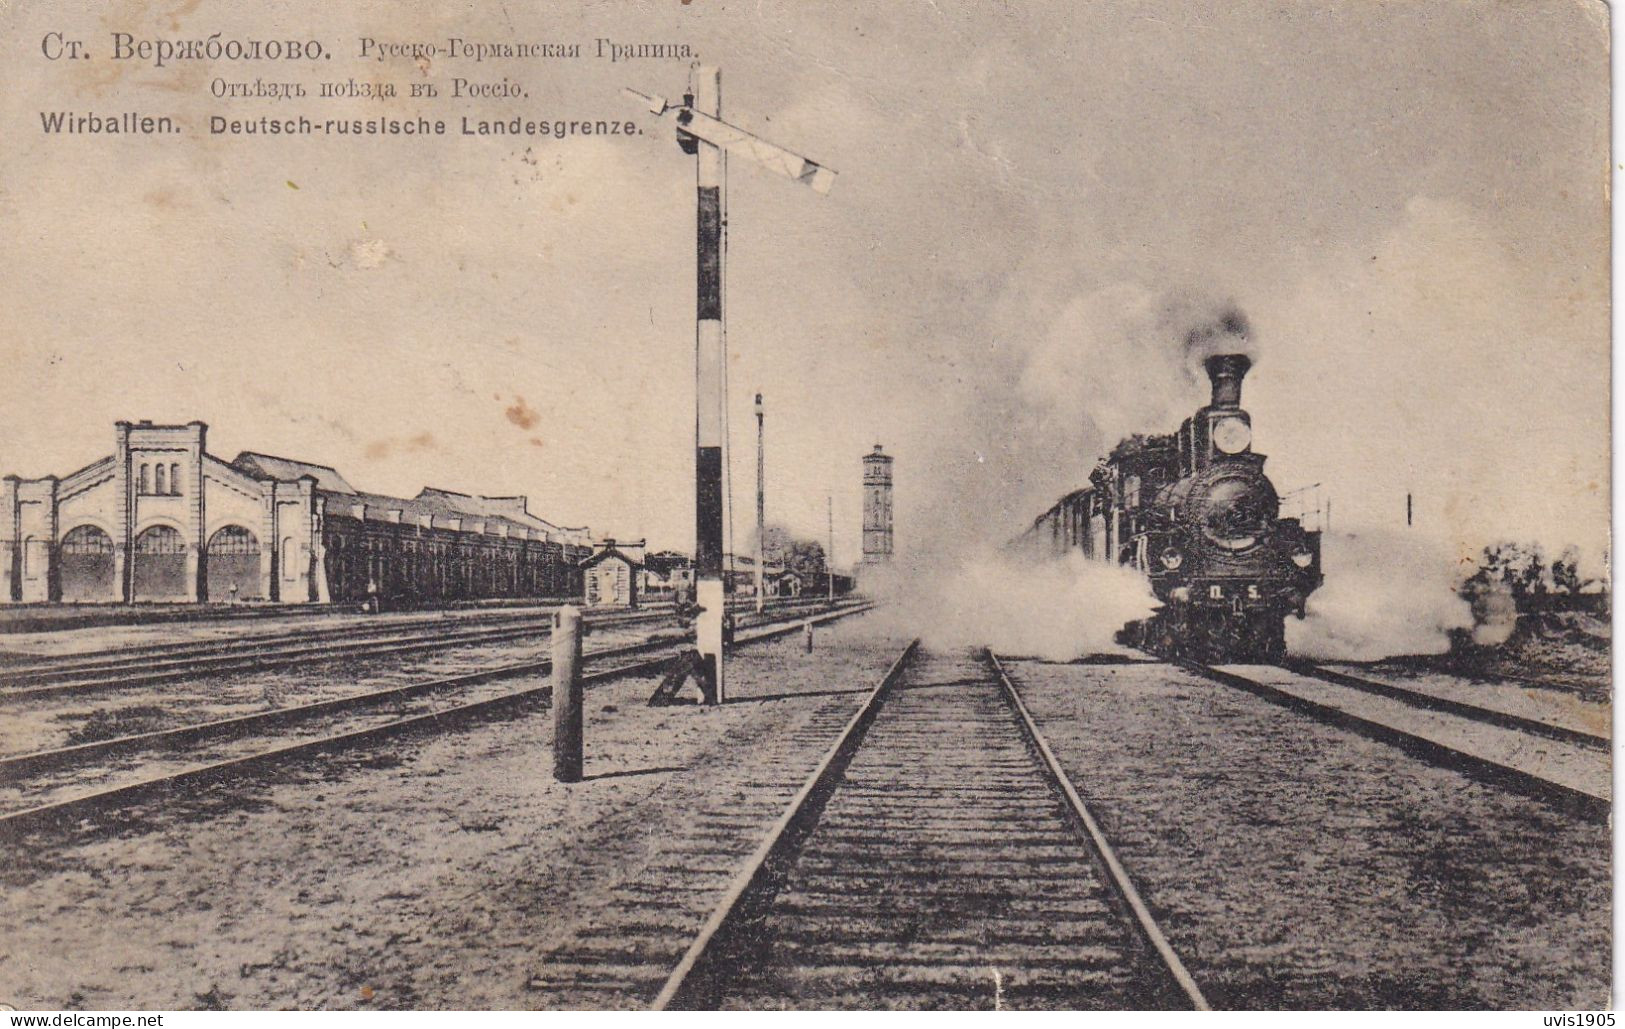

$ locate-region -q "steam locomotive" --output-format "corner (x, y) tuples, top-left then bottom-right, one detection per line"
(1023, 353), (1322, 661)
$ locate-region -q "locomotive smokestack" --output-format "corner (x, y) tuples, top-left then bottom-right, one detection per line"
(1205, 353), (1251, 408)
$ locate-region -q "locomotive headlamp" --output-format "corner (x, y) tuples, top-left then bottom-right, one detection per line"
(1160, 547), (1184, 570)
(1211, 416), (1251, 455)
(1291, 550), (1314, 568)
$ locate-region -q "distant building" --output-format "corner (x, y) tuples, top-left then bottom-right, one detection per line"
(861, 443), (894, 563)
(773, 568), (805, 598)
(1, 420), (590, 605)
(641, 549), (691, 600)
(581, 539), (644, 609)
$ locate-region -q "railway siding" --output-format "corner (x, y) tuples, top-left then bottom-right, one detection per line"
(1304, 662), (1609, 744)
(1205, 663), (1608, 814)
(0, 605), (871, 832)
(1002, 658), (1609, 1008)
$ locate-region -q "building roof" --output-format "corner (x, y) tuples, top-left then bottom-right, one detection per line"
(322, 487), (589, 544)
(580, 543), (644, 570)
(227, 455), (590, 545)
(414, 487), (589, 540)
(232, 452), (358, 494)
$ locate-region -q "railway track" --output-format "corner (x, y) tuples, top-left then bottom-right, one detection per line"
(1280, 660), (1607, 751)
(0, 596), (831, 676)
(1184, 659), (1609, 821)
(0, 597), (841, 701)
(0, 603), (872, 838)
(639, 642), (1204, 1010)
(0, 606), (566, 672)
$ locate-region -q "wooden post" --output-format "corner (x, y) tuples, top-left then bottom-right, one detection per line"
(552, 605), (583, 782)
(803, 620), (814, 652)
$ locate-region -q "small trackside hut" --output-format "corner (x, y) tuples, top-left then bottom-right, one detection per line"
(580, 539), (644, 609)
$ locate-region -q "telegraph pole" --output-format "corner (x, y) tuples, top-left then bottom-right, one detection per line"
(626, 68), (835, 706)
(827, 494), (835, 602)
(754, 392), (765, 614)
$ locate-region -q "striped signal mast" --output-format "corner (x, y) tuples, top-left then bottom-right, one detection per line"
(627, 67), (835, 705)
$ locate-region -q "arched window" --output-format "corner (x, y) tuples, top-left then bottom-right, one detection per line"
(170, 463), (181, 495)
(207, 525), (260, 555)
(133, 525), (186, 554)
(154, 464), (167, 495)
(139, 464), (151, 494)
(60, 525), (114, 555)
(282, 537), (297, 580)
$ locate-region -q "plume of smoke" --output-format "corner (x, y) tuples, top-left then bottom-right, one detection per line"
(1285, 529), (1474, 661)
(894, 279), (1260, 562)
(873, 280), (1271, 659)
(861, 549), (1158, 661)
(1017, 282), (1259, 449)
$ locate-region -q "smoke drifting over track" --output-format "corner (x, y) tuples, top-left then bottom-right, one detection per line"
(863, 551), (1157, 662)
(874, 284), (1256, 659)
(1284, 530), (1475, 661)
(877, 276), (1555, 662)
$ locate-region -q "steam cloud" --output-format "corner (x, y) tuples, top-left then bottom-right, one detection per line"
(1284, 530), (1475, 661)
(886, 279), (1528, 664)
(862, 550), (1159, 661)
(1018, 283), (1259, 450)
(878, 281), (1262, 658)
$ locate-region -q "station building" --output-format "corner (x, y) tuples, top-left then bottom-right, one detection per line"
(1, 420), (591, 605)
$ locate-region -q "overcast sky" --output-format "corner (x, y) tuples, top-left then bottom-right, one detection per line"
(0, 0), (1609, 567)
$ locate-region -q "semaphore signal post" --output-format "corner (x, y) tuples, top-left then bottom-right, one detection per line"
(626, 65), (834, 705)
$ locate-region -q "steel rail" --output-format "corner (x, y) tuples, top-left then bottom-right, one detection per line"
(651, 637), (920, 1010)
(0, 635), (685, 781)
(0, 609), (676, 697)
(0, 596), (833, 683)
(1280, 659), (1607, 751)
(0, 652), (668, 836)
(987, 651), (1211, 1011)
(0, 607), (594, 677)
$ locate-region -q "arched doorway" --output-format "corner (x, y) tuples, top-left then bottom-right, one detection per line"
(206, 526), (262, 601)
(133, 525), (188, 601)
(58, 525), (116, 602)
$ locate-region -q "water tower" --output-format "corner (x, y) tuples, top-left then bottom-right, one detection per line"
(861, 444), (894, 563)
